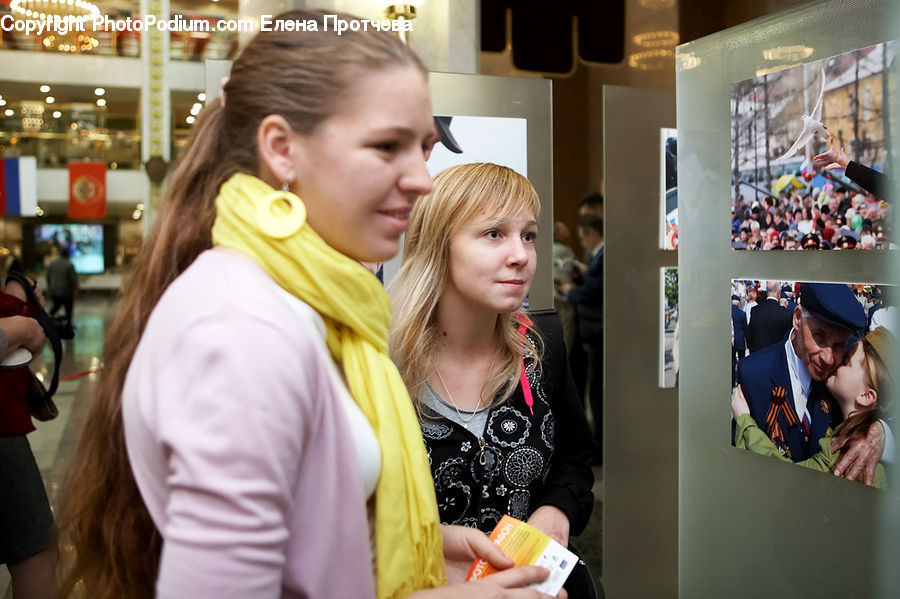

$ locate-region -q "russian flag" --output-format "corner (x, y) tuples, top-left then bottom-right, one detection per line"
(799, 157), (814, 183)
(0, 157), (38, 217)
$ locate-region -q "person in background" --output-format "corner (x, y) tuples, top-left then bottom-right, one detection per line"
(744, 289), (758, 325)
(731, 295), (747, 387)
(578, 192), (604, 220)
(557, 216), (604, 460)
(746, 281), (793, 354)
(46, 245), (78, 327)
(812, 138), (893, 202)
(552, 221), (578, 355)
(57, 11), (558, 599)
(1, 257), (55, 599)
(390, 163), (597, 598)
(870, 286), (897, 336)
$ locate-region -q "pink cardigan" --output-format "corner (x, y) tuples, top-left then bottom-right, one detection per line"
(123, 250), (376, 598)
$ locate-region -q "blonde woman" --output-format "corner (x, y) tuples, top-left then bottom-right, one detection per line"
(391, 163), (598, 597)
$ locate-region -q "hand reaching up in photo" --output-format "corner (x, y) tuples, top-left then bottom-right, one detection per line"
(812, 138), (850, 171)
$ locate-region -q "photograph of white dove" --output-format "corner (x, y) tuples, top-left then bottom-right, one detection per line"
(776, 68), (831, 160)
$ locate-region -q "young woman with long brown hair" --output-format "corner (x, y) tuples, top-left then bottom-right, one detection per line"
(58, 11), (559, 599)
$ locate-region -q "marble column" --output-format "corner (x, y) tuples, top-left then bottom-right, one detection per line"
(140, 0), (170, 235)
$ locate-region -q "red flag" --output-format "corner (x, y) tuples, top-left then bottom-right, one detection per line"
(68, 162), (107, 218)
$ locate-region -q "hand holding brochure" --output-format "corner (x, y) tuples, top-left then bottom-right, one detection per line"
(466, 515), (577, 596)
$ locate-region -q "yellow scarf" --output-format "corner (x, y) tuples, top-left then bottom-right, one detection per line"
(211, 174), (446, 597)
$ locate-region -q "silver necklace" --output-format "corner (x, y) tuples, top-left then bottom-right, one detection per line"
(432, 353), (496, 430)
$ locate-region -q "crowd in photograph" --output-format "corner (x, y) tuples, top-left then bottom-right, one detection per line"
(731, 181), (891, 251)
(731, 280), (892, 337)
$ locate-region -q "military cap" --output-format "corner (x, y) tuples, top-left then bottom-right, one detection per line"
(838, 235), (857, 250)
(801, 233), (820, 249)
(799, 282), (866, 332)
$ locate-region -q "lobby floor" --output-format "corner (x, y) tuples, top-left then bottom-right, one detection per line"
(1, 295), (604, 597)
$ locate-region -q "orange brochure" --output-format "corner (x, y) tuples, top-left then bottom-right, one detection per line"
(466, 515), (577, 596)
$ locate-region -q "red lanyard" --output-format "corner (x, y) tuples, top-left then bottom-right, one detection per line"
(517, 321), (534, 416)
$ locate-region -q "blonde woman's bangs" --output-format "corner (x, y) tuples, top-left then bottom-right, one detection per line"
(430, 163), (541, 236)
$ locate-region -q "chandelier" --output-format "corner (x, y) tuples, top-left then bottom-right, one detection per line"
(9, 0), (101, 53)
(10, 0), (100, 25)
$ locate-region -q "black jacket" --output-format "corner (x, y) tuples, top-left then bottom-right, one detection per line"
(747, 298), (793, 354)
(420, 310), (597, 535)
(568, 247), (603, 340)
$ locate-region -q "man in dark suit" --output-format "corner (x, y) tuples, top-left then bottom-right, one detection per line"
(731, 295), (746, 386)
(557, 216), (604, 458)
(867, 286), (882, 330)
(746, 281), (793, 353)
(735, 283), (888, 480)
(781, 283), (798, 314)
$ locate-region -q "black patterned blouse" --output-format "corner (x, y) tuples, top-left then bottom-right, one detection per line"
(419, 311), (597, 535)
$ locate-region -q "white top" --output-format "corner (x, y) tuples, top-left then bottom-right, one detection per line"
(122, 249), (380, 598)
(272, 287), (381, 498)
(870, 306), (898, 336)
(784, 332), (812, 426)
(745, 301), (757, 324)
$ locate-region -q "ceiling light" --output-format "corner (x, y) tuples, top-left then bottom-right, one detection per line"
(755, 64), (802, 77)
(94, 87), (105, 96)
(763, 46), (814, 62)
(96, 98), (106, 107)
(627, 48), (675, 70)
(4, 109), (13, 117)
(633, 31), (679, 49)
(385, 1), (427, 45)
(52, 110), (61, 118)
(0, 100), (6, 107)
(186, 115), (196, 125)
(677, 52), (702, 71)
(197, 92), (206, 102)
(11, 0), (100, 26)
(45, 96), (55, 104)
(40, 85), (50, 93)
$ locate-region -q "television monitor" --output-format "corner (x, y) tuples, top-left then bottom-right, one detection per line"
(35, 224), (105, 274)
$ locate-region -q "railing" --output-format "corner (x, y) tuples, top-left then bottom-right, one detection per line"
(1, 130), (141, 169)
(0, 8), (239, 61)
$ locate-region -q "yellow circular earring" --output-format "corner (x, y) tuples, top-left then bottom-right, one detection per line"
(256, 185), (306, 239)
